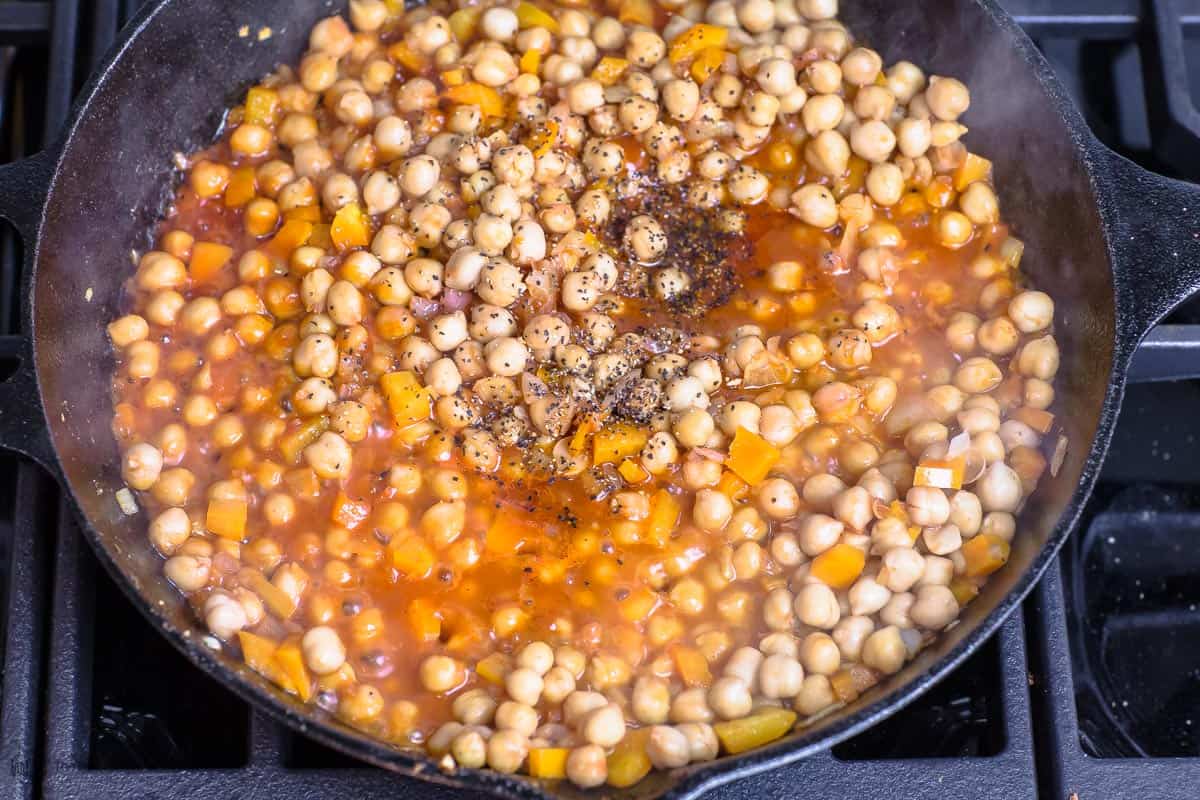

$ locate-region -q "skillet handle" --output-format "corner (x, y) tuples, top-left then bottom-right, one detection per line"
(0, 151), (65, 480)
(1093, 144), (1200, 356)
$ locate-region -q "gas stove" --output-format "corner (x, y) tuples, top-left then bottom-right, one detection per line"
(2, 1), (1199, 798)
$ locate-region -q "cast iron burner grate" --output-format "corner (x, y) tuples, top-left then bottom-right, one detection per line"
(2, 1), (1200, 798)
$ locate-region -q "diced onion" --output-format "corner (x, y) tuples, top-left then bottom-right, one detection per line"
(115, 488), (138, 516)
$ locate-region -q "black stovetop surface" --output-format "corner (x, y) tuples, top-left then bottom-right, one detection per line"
(4, 1), (1200, 798)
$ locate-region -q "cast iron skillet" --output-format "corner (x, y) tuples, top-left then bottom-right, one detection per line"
(0, 0), (1198, 797)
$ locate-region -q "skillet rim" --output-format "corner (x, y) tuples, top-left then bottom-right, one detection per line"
(26, 0), (1129, 796)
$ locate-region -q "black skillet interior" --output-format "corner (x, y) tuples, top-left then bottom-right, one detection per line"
(5, 0), (1143, 796)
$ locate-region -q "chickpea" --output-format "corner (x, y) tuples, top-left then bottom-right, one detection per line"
(756, 478), (801, 520)
(580, 703), (625, 748)
(798, 513), (843, 555)
(1008, 290), (1055, 333)
(926, 76), (971, 120)
(850, 120), (896, 162)
(861, 625), (908, 674)
(121, 442), (163, 490)
(794, 583), (840, 628)
(304, 432), (352, 480)
(566, 744), (608, 788)
(792, 184), (838, 228)
(486, 729), (529, 774)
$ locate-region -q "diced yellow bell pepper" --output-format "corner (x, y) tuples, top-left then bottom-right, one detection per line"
(516, 2), (559, 33)
(691, 46), (726, 83)
(714, 708), (797, 755)
(475, 652), (511, 685)
(668, 24), (728, 65)
(913, 456), (965, 490)
(528, 748), (570, 779)
(607, 728), (652, 788)
(447, 6), (481, 41)
(278, 415), (329, 465)
(330, 202), (371, 251)
(726, 427), (781, 485)
(593, 422), (648, 465)
(441, 68), (466, 87)
(591, 55), (630, 86)
(244, 86), (280, 126)
(380, 371), (431, 429)
(810, 543), (867, 590)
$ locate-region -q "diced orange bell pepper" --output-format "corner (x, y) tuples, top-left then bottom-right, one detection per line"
(224, 166), (258, 208)
(644, 489), (680, 548)
(591, 55), (630, 85)
(1010, 405), (1055, 434)
(387, 535), (435, 580)
(670, 644), (713, 687)
(266, 218), (312, 259)
(407, 596), (442, 643)
(528, 748), (570, 779)
(716, 470), (750, 502)
(330, 203), (371, 251)
(668, 24), (728, 65)
(953, 152), (993, 191)
(244, 86), (280, 126)
(726, 427), (781, 485)
(618, 459), (648, 484)
(593, 422), (648, 465)
(444, 82), (506, 118)
(515, 1), (559, 32)
(618, 586), (659, 623)
(690, 46), (726, 83)
(274, 638), (313, 701)
(388, 42), (425, 73)
(206, 498), (247, 540)
(949, 576), (980, 606)
(618, 0), (654, 26)
(570, 414), (600, 454)
(962, 533), (1011, 577)
(331, 491), (371, 530)
(913, 457), (965, 490)
(485, 513), (537, 555)
(810, 543), (867, 590)
(441, 68), (466, 87)
(527, 119), (559, 157)
(189, 242), (234, 284)
(519, 49), (541, 75)
(239, 567), (298, 619)
(284, 205), (322, 223)
(238, 631), (295, 692)
(380, 371), (431, 429)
